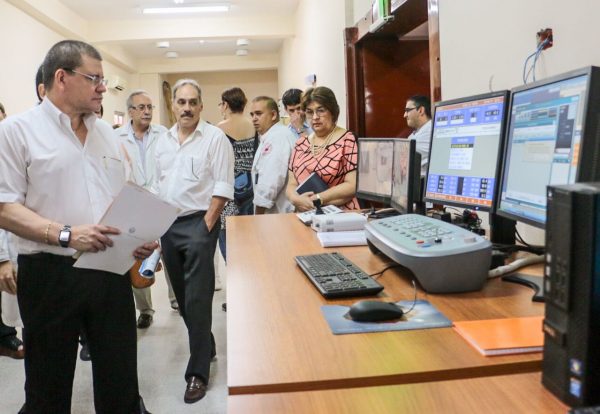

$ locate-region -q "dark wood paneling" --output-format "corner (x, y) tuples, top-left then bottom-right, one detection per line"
(345, 28), (361, 135)
(361, 38), (430, 138)
(428, 0), (442, 102)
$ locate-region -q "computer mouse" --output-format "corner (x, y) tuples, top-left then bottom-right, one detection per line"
(347, 300), (404, 322)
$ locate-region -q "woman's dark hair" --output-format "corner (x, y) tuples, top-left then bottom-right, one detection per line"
(221, 87), (247, 113)
(301, 86), (340, 123)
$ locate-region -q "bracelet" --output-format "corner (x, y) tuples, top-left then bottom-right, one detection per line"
(44, 222), (52, 245)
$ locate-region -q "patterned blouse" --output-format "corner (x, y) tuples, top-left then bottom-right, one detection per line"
(288, 130), (359, 210)
(220, 135), (257, 229)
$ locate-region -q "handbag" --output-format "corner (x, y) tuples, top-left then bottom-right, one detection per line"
(130, 260), (156, 289)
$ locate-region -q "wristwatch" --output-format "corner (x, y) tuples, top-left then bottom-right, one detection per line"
(58, 225), (72, 248)
(313, 194), (323, 209)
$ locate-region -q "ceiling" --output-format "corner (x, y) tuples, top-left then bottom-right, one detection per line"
(58, 0), (300, 21)
(58, 0), (299, 60)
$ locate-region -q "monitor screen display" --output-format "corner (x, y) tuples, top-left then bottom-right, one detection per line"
(390, 139), (419, 214)
(497, 74), (589, 227)
(357, 138), (394, 204)
(425, 92), (508, 211)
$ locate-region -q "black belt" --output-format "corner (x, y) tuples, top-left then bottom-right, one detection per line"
(175, 210), (206, 222)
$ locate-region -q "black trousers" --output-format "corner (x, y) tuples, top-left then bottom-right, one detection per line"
(17, 253), (139, 414)
(161, 211), (219, 385)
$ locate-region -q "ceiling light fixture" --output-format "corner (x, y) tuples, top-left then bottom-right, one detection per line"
(198, 39), (206, 44)
(236, 49), (248, 57)
(165, 51), (179, 59)
(143, 5), (230, 14)
(236, 38), (250, 48)
(174, 0), (185, 3)
(156, 41), (170, 48)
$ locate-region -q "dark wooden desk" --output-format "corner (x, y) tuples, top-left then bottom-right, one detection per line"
(228, 373), (567, 414)
(227, 214), (545, 395)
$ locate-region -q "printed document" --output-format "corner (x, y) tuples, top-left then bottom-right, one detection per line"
(74, 182), (178, 274)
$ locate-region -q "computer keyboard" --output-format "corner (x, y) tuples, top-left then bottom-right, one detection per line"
(295, 252), (384, 298)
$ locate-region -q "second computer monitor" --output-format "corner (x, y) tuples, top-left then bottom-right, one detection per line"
(357, 138), (394, 204)
(425, 91), (509, 211)
(390, 139), (421, 214)
(497, 66), (600, 228)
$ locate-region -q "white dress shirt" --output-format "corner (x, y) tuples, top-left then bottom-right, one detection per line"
(154, 119), (234, 216)
(0, 98), (126, 256)
(409, 119), (432, 176)
(252, 122), (296, 213)
(115, 122), (167, 189)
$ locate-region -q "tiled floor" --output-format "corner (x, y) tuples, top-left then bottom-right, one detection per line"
(0, 252), (228, 414)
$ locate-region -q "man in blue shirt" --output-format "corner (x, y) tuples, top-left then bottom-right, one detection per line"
(282, 88), (312, 140)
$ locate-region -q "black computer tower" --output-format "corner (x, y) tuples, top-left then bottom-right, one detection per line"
(543, 183), (600, 406)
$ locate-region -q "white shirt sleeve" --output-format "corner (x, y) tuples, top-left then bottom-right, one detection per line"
(0, 230), (10, 262)
(0, 123), (28, 204)
(210, 133), (235, 200)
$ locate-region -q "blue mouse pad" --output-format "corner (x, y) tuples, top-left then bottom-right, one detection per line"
(321, 300), (452, 335)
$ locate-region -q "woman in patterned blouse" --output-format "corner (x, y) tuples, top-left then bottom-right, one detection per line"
(286, 86), (359, 212)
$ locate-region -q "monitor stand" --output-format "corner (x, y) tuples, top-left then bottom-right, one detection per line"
(489, 213), (516, 245)
(502, 272), (544, 302)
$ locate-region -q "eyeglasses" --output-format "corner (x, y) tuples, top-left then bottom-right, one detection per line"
(63, 68), (108, 87)
(404, 107), (418, 113)
(130, 104), (155, 111)
(305, 107), (328, 118)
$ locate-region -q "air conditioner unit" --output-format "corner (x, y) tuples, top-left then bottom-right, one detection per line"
(107, 75), (127, 91)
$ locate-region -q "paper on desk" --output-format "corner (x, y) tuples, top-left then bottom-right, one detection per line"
(74, 182), (178, 275)
(317, 230), (367, 247)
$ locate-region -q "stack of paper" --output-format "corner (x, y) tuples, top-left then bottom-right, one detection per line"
(317, 230), (367, 247)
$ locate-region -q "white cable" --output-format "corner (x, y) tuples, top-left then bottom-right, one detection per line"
(488, 254), (544, 279)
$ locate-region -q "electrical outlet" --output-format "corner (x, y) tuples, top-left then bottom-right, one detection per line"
(537, 28), (553, 50)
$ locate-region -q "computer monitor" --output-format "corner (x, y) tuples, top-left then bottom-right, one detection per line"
(390, 139), (421, 214)
(424, 90), (510, 212)
(497, 66), (600, 228)
(357, 138), (394, 204)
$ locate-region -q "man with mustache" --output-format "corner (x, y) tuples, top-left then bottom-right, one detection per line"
(153, 79), (234, 404)
(115, 90), (178, 330)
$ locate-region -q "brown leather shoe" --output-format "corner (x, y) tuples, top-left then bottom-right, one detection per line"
(184, 376), (207, 404)
(0, 335), (24, 359)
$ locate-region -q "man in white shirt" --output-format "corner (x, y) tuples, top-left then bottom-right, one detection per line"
(115, 90), (177, 329)
(0, 40), (156, 414)
(404, 95), (432, 176)
(250, 96), (297, 214)
(154, 79), (234, 404)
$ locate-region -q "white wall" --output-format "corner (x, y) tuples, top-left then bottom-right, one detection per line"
(0, 1), (62, 114)
(165, 70), (279, 127)
(439, 0), (600, 244)
(278, 0), (349, 127)
(0, 0), (134, 123)
(353, 0), (373, 24)
(439, 0), (600, 99)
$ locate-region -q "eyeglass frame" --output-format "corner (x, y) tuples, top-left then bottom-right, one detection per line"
(63, 68), (108, 87)
(305, 107), (329, 118)
(404, 106), (419, 114)
(129, 104), (155, 111)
